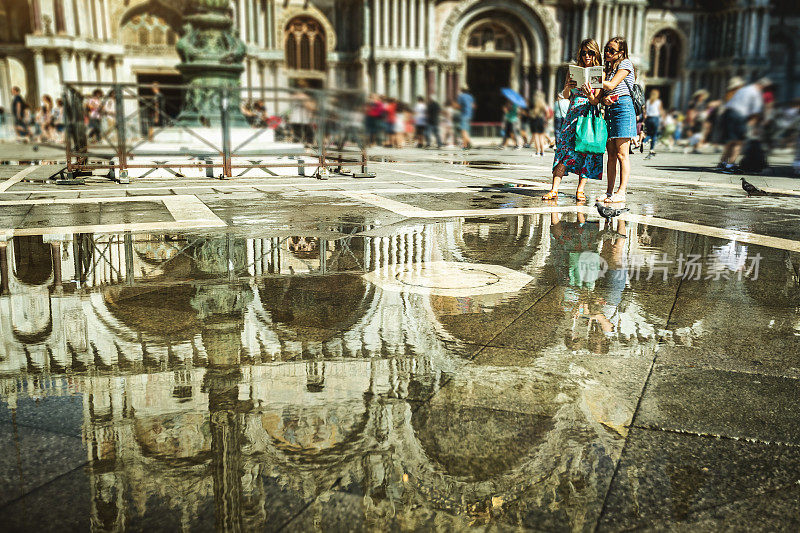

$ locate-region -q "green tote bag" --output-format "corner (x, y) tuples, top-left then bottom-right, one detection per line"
(575, 106), (607, 154)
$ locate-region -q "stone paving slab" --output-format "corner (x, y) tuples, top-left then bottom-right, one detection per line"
(633, 365), (800, 445)
(597, 427), (800, 532)
(0, 423), (87, 507)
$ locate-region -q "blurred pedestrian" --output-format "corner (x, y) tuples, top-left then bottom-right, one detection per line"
(684, 89), (709, 152)
(457, 86), (475, 149)
(52, 98), (65, 143)
(441, 99), (455, 146)
(658, 111), (677, 152)
(426, 97), (442, 148)
(530, 92), (549, 156)
(643, 88), (662, 158)
(11, 86), (30, 142)
(365, 94), (384, 147)
(718, 77), (769, 173)
(148, 82), (163, 140)
(518, 103), (532, 148)
(414, 96), (427, 147)
(383, 97), (397, 147)
(40, 94), (54, 142)
(553, 91), (570, 142)
(500, 100), (520, 149)
(86, 89), (103, 143)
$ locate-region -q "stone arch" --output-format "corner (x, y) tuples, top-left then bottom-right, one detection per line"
(647, 27), (686, 79)
(284, 16), (327, 72)
(112, 0), (183, 41)
(644, 24), (689, 78)
(276, 6), (336, 54)
(438, 0), (558, 65)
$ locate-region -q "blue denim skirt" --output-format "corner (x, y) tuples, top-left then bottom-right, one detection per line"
(606, 95), (637, 139)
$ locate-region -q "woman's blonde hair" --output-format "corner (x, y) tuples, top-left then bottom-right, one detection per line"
(574, 38), (602, 67)
(603, 36), (629, 74)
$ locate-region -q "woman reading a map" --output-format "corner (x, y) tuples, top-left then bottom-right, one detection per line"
(542, 38), (603, 202)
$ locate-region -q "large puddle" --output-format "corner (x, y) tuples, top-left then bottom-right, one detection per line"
(1, 214), (798, 529)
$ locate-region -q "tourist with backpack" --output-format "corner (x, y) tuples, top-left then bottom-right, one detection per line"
(599, 37), (638, 204)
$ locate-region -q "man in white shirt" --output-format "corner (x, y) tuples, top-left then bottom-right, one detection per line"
(414, 97), (427, 147)
(719, 77), (769, 172)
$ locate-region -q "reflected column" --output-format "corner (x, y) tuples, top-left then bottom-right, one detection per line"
(199, 283), (252, 533)
(0, 241), (8, 295)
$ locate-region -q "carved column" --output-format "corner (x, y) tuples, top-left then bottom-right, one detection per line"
(388, 61), (398, 98)
(375, 61), (386, 94)
(237, 0), (246, 39)
(0, 57), (11, 108)
(627, 5), (634, 49)
(31, 0), (43, 34)
(759, 9), (769, 58)
(426, 0), (434, 55)
(437, 65), (445, 102)
(415, 61), (425, 100)
(382, 0), (390, 47)
(581, 2), (589, 42)
(401, 61), (411, 102)
(33, 50), (46, 101)
(392, 0), (399, 47)
(255, 0), (264, 48)
(371, 0), (379, 47)
(634, 4), (643, 56)
(63, 0), (75, 35)
(399, 0), (407, 49)
(409, 0), (416, 49)
(59, 51), (72, 84)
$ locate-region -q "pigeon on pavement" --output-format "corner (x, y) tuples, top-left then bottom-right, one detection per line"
(741, 177), (767, 196)
(595, 202), (630, 220)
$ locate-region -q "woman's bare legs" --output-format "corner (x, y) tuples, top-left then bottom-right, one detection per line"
(576, 177), (588, 201)
(598, 138), (616, 201)
(605, 138), (630, 202)
(543, 162), (566, 198)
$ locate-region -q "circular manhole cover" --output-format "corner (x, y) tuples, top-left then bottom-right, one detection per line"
(363, 261), (533, 297)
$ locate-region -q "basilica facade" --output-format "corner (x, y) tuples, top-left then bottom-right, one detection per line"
(0, 0), (797, 122)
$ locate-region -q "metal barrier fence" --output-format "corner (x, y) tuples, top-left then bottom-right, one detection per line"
(55, 82), (372, 182)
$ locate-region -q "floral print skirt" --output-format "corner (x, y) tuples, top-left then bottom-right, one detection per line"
(552, 94), (603, 181)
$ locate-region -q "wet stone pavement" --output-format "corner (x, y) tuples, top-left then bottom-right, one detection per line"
(0, 151), (799, 531)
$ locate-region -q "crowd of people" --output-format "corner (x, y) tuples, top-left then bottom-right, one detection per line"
(2, 59), (799, 177)
(0, 86), (66, 144)
(363, 89), (476, 149)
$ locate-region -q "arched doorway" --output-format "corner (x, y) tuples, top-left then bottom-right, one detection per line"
(464, 21), (520, 122)
(444, 1), (550, 123)
(284, 16), (327, 89)
(119, 4), (184, 125)
(647, 29), (682, 108)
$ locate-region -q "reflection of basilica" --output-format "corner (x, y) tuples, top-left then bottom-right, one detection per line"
(1, 217), (796, 529)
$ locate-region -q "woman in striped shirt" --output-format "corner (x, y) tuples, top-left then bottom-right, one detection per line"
(599, 37), (636, 204)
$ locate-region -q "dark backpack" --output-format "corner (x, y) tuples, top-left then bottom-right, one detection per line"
(623, 78), (645, 117)
(739, 139), (767, 173)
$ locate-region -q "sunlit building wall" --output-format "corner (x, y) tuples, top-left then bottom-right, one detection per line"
(0, 1), (796, 122)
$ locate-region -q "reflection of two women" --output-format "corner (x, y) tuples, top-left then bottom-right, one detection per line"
(550, 213), (628, 353)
